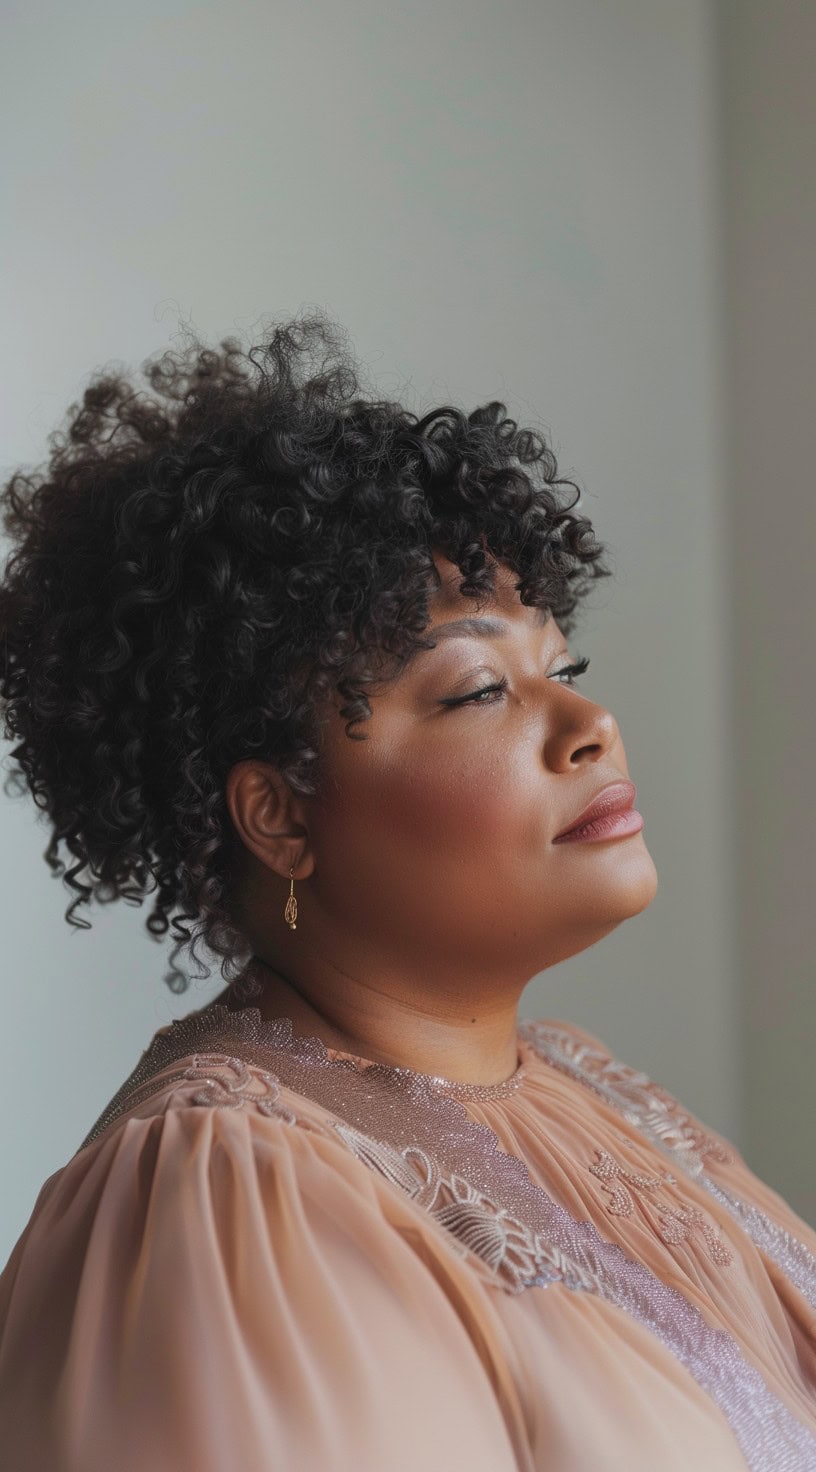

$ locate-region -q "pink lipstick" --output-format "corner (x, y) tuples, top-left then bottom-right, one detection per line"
(553, 808), (644, 844)
(553, 780), (643, 844)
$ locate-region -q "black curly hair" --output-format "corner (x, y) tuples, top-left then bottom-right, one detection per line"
(0, 311), (614, 996)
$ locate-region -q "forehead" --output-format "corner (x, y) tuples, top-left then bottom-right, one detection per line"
(426, 549), (552, 625)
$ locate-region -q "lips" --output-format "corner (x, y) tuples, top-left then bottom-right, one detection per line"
(554, 780), (637, 840)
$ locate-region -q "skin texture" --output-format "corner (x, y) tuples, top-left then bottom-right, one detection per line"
(216, 550), (658, 1085)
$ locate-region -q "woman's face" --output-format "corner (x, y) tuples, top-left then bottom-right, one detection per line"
(300, 549), (658, 983)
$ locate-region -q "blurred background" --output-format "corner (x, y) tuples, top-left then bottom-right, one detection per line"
(1, 0), (813, 1262)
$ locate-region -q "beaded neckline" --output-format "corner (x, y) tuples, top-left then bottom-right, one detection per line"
(176, 1003), (529, 1101)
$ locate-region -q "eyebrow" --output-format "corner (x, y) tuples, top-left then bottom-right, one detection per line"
(422, 609), (552, 645)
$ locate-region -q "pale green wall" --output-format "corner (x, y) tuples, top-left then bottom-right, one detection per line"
(716, 0), (816, 1225)
(2, 0), (806, 1259)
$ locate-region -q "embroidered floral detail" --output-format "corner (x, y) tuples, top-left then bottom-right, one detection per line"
(588, 1148), (734, 1266)
(656, 1203), (735, 1265)
(176, 1054), (300, 1125)
(521, 1022), (816, 1305)
(333, 1122), (600, 1295)
(78, 1052), (307, 1141)
(589, 1146), (675, 1214)
(520, 1022), (733, 1178)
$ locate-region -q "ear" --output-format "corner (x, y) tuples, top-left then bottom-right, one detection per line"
(225, 759), (315, 882)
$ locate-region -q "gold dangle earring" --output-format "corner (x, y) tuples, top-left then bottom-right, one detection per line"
(284, 865), (298, 930)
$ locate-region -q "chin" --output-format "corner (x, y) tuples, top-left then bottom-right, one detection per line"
(625, 849), (659, 913)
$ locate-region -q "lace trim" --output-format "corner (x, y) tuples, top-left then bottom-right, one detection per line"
(519, 1020), (816, 1312)
(74, 1006), (816, 1469)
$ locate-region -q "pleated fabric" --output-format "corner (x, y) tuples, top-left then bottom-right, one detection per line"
(1, 1006), (815, 1472)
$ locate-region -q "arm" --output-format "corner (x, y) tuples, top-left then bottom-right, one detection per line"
(0, 1102), (521, 1472)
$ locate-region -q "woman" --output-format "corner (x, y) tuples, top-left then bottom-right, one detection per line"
(0, 313), (814, 1471)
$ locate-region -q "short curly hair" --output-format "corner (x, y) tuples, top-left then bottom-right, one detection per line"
(0, 311), (613, 995)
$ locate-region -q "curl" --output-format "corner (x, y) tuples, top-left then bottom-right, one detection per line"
(0, 310), (612, 993)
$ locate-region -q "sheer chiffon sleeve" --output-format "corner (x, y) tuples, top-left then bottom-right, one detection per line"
(0, 1102), (521, 1472)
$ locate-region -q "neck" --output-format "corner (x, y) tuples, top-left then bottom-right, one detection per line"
(213, 955), (523, 1086)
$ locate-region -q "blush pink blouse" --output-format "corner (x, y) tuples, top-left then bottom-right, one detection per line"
(1, 1003), (815, 1471)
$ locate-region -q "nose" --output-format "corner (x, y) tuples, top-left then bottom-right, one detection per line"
(545, 701), (621, 770)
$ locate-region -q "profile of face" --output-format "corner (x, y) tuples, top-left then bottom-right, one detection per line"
(230, 547), (658, 999)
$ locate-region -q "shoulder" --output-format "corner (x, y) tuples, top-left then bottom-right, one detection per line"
(0, 1054), (466, 1354)
(0, 1056), (521, 1472)
(77, 1044), (325, 1151)
(520, 1015), (743, 1169)
(68, 1050), (397, 1219)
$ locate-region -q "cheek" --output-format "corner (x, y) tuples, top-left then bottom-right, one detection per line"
(335, 731), (537, 858)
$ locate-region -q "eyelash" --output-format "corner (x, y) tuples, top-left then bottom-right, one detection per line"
(441, 656), (591, 707)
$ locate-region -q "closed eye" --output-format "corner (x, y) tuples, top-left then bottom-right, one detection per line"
(439, 656), (591, 708)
